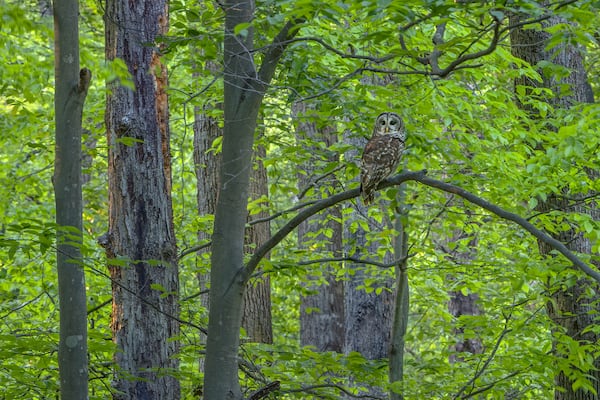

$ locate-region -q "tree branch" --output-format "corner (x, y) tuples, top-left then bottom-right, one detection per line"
(295, 255), (409, 269)
(243, 170), (600, 285)
(255, 18), (305, 93)
(412, 175), (600, 284)
(246, 381), (281, 400)
(283, 383), (385, 399)
(242, 170), (427, 281)
(431, 16), (502, 78)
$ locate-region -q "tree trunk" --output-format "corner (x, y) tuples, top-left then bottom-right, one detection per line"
(389, 183), (409, 400)
(294, 103), (344, 352)
(446, 224), (483, 363)
(203, 2), (259, 397)
(202, 1), (300, 396)
(193, 104), (221, 373)
(510, 10), (599, 400)
(448, 292), (483, 363)
(343, 131), (393, 360)
(104, 1), (180, 398)
(53, 0), (90, 397)
(242, 142), (273, 343)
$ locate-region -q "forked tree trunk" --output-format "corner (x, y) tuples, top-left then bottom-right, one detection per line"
(53, 0), (90, 397)
(203, 0), (300, 395)
(194, 108), (273, 348)
(510, 10), (599, 400)
(104, 1), (179, 398)
(294, 103), (344, 352)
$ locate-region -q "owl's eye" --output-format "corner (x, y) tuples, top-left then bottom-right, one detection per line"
(390, 120), (397, 125)
(380, 120), (386, 125)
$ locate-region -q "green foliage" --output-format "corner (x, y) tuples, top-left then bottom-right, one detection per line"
(1, 0), (600, 397)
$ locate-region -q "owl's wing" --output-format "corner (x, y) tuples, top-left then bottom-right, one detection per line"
(360, 135), (404, 205)
(361, 135), (403, 171)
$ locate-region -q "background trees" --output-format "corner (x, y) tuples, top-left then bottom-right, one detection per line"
(53, 0), (91, 397)
(0, 0), (599, 399)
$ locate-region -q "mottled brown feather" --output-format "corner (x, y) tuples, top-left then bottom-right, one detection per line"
(359, 113), (406, 205)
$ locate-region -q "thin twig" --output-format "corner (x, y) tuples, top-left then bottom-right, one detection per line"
(453, 313), (513, 399)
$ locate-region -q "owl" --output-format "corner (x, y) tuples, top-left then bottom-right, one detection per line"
(360, 112), (406, 205)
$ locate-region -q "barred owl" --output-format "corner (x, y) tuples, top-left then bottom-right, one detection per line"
(360, 112), (406, 205)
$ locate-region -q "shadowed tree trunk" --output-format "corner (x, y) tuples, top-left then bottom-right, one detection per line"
(242, 141), (273, 343)
(104, 0), (180, 398)
(193, 105), (221, 372)
(53, 0), (91, 396)
(343, 129), (393, 360)
(294, 103), (344, 352)
(389, 181), (409, 400)
(510, 9), (599, 400)
(446, 222), (483, 363)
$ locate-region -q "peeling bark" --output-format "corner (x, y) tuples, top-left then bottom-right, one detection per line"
(104, 0), (179, 398)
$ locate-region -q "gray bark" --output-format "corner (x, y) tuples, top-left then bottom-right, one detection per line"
(343, 131), (393, 360)
(193, 105), (221, 372)
(242, 143), (273, 344)
(104, 1), (179, 398)
(53, 0), (90, 397)
(294, 103), (345, 352)
(446, 224), (483, 363)
(510, 9), (599, 400)
(389, 182), (409, 400)
(203, 1), (300, 397)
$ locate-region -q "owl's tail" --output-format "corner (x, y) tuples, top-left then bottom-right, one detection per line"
(360, 184), (375, 205)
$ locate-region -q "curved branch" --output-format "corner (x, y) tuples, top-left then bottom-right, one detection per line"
(242, 170), (427, 280)
(243, 170), (600, 284)
(432, 17), (501, 77)
(413, 175), (600, 283)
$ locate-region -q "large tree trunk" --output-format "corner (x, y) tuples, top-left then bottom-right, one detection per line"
(104, 1), (180, 398)
(294, 103), (345, 352)
(52, 0), (90, 397)
(343, 131), (393, 360)
(510, 10), (599, 400)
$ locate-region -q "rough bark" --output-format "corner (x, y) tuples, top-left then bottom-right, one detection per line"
(53, 0), (90, 397)
(448, 292), (483, 363)
(242, 143), (273, 344)
(193, 104), (221, 373)
(294, 103), (345, 352)
(510, 9), (599, 400)
(104, 1), (179, 398)
(343, 130), (393, 360)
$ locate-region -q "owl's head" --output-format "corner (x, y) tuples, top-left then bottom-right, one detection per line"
(373, 112), (405, 140)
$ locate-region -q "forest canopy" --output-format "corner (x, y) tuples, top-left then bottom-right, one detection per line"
(1, 0), (599, 399)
